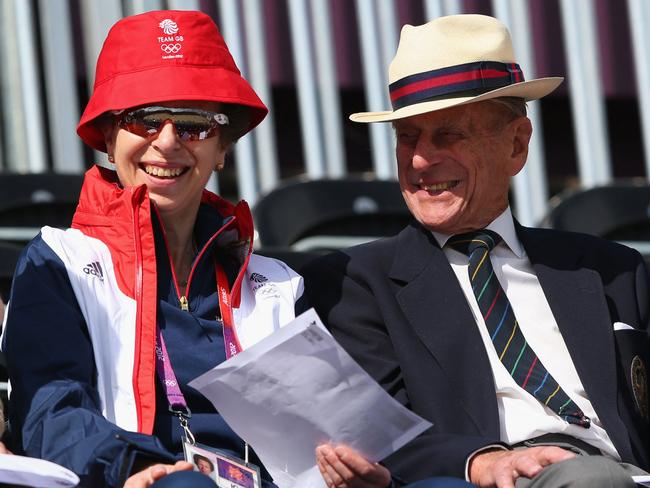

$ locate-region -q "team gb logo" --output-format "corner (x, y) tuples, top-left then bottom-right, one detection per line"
(159, 19), (179, 35)
(157, 19), (184, 59)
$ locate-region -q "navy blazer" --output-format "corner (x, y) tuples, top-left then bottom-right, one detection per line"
(302, 221), (650, 485)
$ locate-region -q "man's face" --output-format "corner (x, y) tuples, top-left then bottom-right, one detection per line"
(394, 101), (531, 235)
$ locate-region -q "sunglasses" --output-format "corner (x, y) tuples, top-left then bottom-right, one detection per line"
(116, 106), (229, 141)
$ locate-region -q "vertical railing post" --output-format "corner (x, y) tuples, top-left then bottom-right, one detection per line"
(311, 0), (347, 178)
(219, 0), (259, 203)
(354, 0), (397, 179)
(628, 0), (650, 179)
(13, 0), (48, 172)
(0, 0), (30, 172)
(127, 0), (164, 15)
(424, 0), (463, 19)
(243, 0), (280, 191)
(559, 0), (612, 187)
(287, 0), (326, 179)
(39, 0), (85, 173)
(493, 0), (550, 225)
(168, 0), (201, 9)
(80, 1), (123, 167)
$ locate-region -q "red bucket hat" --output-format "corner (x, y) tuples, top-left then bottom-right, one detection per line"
(77, 10), (268, 152)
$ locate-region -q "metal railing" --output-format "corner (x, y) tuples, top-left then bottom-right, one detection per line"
(0, 0), (647, 224)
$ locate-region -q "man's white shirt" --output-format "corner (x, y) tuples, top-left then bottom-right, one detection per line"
(432, 208), (619, 459)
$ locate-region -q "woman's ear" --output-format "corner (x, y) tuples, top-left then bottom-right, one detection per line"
(101, 118), (117, 159)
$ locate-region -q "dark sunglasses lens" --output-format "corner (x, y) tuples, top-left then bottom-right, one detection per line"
(120, 108), (218, 141)
(169, 112), (217, 141)
(120, 109), (162, 137)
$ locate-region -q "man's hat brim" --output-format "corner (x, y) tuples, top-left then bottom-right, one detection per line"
(350, 77), (563, 123)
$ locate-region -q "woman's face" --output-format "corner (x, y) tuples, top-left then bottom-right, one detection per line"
(196, 458), (213, 474)
(104, 101), (228, 220)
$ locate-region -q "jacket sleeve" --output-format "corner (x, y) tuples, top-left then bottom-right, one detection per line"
(302, 250), (503, 485)
(3, 235), (174, 487)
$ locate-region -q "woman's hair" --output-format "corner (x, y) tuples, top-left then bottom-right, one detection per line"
(219, 103), (251, 148)
(193, 453), (214, 471)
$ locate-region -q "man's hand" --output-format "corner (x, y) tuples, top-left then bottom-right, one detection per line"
(469, 446), (576, 488)
(315, 444), (391, 488)
(124, 460), (193, 488)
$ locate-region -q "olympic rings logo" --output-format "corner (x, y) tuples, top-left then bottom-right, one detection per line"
(161, 43), (182, 54)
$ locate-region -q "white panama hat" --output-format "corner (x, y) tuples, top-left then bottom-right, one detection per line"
(350, 14), (563, 123)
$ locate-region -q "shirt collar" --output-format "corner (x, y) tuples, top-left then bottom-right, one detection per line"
(431, 207), (525, 258)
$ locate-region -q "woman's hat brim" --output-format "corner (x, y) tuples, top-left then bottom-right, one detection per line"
(350, 77), (563, 123)
(77, 65), (268, 152)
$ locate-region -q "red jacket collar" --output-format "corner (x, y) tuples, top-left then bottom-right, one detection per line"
(72, 166), (254, 242)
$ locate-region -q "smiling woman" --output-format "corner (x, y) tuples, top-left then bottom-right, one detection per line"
(3, 10), (304, 488)
(105, 100), (232, 230)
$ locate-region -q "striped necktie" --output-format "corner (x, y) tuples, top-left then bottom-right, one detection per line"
(448, 230), (590, 428)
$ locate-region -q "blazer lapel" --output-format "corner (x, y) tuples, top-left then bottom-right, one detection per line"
(389, 223), (500, 437)
(519, 225), (634, 461)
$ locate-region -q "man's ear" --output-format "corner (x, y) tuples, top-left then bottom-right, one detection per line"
(509, 116), (532, 176)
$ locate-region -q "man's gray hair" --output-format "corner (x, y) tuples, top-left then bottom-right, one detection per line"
(488, 97), (528, 119)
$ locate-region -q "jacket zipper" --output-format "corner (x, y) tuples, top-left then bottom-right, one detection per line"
(152, 205), (239, 311)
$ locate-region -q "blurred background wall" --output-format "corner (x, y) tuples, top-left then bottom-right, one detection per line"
(0, 0), (648, 227)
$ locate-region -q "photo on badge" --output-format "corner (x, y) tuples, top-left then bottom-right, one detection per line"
(183, 440), (261, 488)
(183, 442), (218, 483)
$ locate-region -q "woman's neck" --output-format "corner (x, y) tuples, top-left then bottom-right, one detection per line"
(158, 209), (197, 287)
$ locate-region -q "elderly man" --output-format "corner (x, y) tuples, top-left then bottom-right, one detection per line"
(305, 14), (650, 488)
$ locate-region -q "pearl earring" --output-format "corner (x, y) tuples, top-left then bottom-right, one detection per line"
(108, 155), (115, 163)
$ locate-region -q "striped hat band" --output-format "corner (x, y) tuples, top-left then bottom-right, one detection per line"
(389, 61), (525, 111)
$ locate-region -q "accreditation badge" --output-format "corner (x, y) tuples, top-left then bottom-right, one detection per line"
(183, 440), (262, 488)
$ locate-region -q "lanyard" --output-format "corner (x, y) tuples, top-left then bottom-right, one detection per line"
(155, 256), (242, 443)
(155, 328), (195, 444)
(215, 259), (243, 359)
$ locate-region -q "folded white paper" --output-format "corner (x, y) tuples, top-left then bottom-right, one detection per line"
(0, 453), (79, 487)
(189, 308), (432, 488)
(633, 475), (650, 486)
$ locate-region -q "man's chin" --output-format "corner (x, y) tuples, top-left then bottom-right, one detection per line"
(412, 207), (465, 234)
(418, 219), (459, 235)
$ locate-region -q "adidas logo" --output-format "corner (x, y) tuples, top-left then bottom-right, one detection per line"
(250, 272), (268, 283)
(83, 261), (104, 282)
